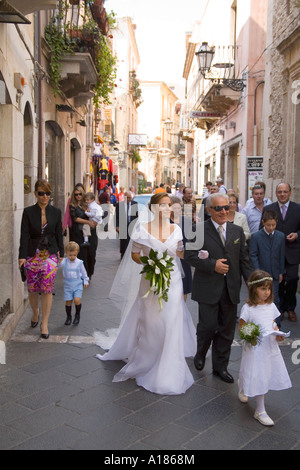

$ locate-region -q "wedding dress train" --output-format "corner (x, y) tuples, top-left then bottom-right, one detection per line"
(95, 224), (196, 395)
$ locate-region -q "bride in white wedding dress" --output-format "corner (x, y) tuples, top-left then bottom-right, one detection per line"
(95, 192), (196, 395)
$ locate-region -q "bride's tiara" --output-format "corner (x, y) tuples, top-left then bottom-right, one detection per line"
(248, 276), (273, 286)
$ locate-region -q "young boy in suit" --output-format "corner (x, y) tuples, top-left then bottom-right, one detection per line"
(249, 210), (285, 326)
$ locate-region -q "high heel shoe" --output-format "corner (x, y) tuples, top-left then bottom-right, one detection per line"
(40, 324), (49, 339)
(31, 311), (39, 328)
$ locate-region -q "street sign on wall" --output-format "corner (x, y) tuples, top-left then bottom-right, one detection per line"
(247, 157), (264, 199)
(128, 134), (147, 146)
(190, 111), (222, 119)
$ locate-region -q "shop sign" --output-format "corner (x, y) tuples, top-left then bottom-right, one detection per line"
(190, 111), (222, 119)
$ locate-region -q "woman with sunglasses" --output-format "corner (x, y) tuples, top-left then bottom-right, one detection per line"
(69, 187), (98, 279)
(18, 179), (64, 339)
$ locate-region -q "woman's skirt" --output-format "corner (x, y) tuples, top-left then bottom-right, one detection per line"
(25, 249), (58, 294)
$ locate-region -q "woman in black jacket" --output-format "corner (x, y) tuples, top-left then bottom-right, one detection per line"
(19, 179), (64, 338)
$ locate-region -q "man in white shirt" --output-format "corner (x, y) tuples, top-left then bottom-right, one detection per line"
(175, 183), (184, 199)
(242, 184), (271, 233)
(216, 177), (227, 194)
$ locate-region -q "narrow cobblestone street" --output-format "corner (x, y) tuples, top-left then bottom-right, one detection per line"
(1, 236), (300, 451)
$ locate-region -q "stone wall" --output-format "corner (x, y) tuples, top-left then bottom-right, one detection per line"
(265, 0), (300, 197)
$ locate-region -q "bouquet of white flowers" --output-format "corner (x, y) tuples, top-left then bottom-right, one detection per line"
(239, 322), (261, 347)
(140, 249), (174, 309)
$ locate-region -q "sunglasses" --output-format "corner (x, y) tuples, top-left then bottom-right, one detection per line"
(211, 205), (230, 212)
(37, 191), (51, 197)
(74, 193), (83, 196)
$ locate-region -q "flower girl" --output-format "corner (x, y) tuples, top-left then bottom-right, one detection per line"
(238, 270), (292, 426)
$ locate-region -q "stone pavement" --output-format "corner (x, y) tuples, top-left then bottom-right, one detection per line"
(1, 235), (300, 451)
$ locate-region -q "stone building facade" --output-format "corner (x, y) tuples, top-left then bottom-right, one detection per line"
(263, 0), (300, 200)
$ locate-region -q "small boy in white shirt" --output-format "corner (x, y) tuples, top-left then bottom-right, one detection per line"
(82, 192), (103, 246)
(60, 242), (89, 325)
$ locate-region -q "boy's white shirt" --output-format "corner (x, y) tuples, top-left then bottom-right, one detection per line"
(60, 257), (89, 285)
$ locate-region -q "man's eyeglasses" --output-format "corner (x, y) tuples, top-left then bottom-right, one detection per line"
(74, 193), (83, 197)
(37, 191), (51, 197)
(211, 205), (230, 212)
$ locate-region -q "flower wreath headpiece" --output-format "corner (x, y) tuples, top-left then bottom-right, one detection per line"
(248, 276), (273, 286)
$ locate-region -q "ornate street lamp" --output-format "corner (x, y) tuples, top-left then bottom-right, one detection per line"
(195, 42), (215, 73)
(195, 41), (246, 92)
(164, 118), (173, 132)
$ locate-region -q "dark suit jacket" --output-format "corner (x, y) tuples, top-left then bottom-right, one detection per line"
(115, 200), (139, 253)
(19, 203), (64, 259)
(249, 228), (285, 280)
(260, 201), (300, 265)
(184, 219), (253, 305)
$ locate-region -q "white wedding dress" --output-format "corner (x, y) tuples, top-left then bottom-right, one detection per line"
(95, 224), (196, 395)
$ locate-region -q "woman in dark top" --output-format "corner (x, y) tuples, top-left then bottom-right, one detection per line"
(18, 179), (64, 339)
(69, 187), (98, 279)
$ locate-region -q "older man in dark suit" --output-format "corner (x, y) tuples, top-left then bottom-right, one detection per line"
(260, 182), (300, 322)
(184, 193), (253, 383)
(115, 191), (139, 259)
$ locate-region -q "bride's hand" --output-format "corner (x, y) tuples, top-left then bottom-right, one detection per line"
(132, 252), (142, 264)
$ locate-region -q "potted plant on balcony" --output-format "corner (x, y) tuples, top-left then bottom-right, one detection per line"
(129, 70), (143, 108)
(44, 2), (117, 105)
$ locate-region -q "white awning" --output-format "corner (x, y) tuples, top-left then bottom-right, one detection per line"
(9, 0), (57, 15)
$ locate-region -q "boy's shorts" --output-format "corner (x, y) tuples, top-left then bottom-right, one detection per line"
(64, 282), (83, 301)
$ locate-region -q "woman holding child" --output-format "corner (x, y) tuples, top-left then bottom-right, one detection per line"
(69, 186), (98, 279)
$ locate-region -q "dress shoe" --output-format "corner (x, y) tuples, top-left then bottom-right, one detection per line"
(73, 314), (80, 325)
(238, 380), (248, 403)
(254, 410), (274, 426)
(31, 312), (39, 328)
(40, 324), (49, 339)
(194, 353), (205, 371)
(40, 332), (49, 339)
(287, 310), (297, 322)
(213, 369), (234, 383)
(64, 315), (72, 326)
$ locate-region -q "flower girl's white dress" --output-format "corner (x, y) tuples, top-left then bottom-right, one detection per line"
(95, 224), (196, 395)
(239, 303), (292, 397)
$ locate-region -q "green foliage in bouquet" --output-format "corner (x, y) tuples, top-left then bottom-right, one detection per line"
(240, 322), (261, 347)
(140, 249), (174, 309)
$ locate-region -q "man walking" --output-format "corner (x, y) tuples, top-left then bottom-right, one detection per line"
(242, 184), (271, 233)
(185, 193), (253, 383)
(261, 182), (300, 322)
(115, 192), (138, 259)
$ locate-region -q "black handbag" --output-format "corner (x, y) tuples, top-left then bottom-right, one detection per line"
(20, 265), (26, 282)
